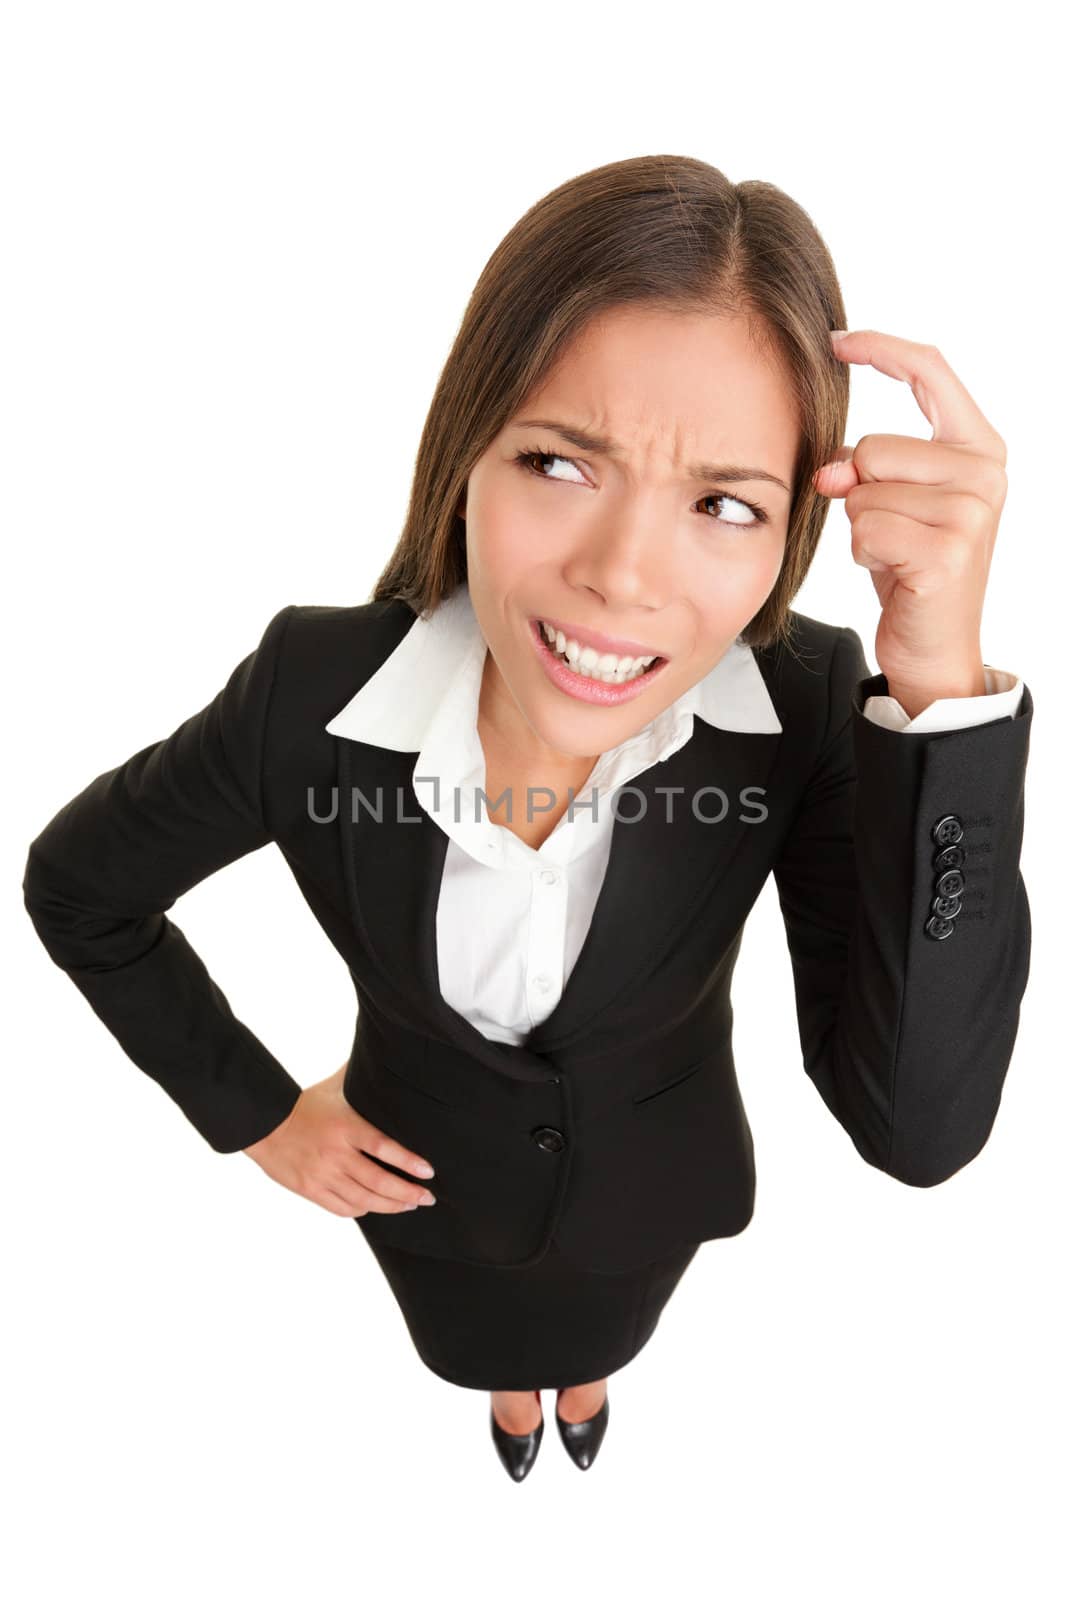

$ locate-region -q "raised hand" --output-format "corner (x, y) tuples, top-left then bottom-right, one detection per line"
(813, 328), (1009, 719)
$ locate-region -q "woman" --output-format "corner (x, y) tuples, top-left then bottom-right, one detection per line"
(22, 155), (1031, 1483)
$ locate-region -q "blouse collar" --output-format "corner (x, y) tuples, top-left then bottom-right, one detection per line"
(325, 580), (783, 749)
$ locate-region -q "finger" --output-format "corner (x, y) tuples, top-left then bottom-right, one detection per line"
(348, 1147), (437, 1205)
(345, 1112), (435, 1179)
(842, 481), (991, 536)
(814, 434), (1007, 503)
(317, 1182), (424, 1218)
(826, 329), (1005, 456)
(813, 451), (858, 496)
(846, 505), (942, 575)
(846, 506), (985, 589)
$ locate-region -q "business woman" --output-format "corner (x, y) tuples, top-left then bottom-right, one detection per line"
(23, 155), (1032, 1483)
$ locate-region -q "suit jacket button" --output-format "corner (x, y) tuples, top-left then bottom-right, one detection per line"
(933, 844), (966, 871)
(932, 814), (964, 846)
(935, 868), (965, 897)
(931, 893), (962, 918)
(532, 1126), (565, 1153)
(925, 914), (956, 940)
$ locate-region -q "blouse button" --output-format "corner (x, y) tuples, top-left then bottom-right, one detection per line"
(533, 974), (552, 993)
(539, 869), (559, 885)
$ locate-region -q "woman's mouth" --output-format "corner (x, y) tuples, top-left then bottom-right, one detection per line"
(529, 618), (670, 706)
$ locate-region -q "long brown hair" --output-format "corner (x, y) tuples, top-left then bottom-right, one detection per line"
(371, 154), (849, 654)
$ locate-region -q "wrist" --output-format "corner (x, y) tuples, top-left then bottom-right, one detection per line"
(885, 662), (986, 720)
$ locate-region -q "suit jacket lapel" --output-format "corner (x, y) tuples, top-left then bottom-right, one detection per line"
(335, 734), (553, 1082)
(525, 718), (782, 1051)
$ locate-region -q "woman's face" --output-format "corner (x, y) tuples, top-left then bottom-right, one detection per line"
(463, 304), (802, 763)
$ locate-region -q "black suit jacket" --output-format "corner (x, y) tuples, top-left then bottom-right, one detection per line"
(23, 600), (1033, 1272)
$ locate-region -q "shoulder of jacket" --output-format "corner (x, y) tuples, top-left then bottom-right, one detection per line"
(279, 596), (416, 667)
(784, 608), (854, 659)
(263, 597), (418, 724)
(750, 609), (866, 735)
(752, 608), (853, 683)
(283, 596), (416, 638)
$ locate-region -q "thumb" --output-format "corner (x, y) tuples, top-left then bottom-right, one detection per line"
(812, 446), (857, 497)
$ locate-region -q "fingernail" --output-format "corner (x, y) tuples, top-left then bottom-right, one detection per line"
(403, 1203), (418, 1211)
(415, 1162), (434, 1177)
(829, 328), (848, 341)
(418, 1192), (436, 1205)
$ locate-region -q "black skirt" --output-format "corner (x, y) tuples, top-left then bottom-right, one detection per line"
(358, 1230), (701, 1391)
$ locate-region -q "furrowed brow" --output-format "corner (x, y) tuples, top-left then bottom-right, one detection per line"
(513, 418), (791, 493)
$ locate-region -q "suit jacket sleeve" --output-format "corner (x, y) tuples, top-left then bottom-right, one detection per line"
(772, 626), (1033, 1186)
(22, 605), (305, 1155)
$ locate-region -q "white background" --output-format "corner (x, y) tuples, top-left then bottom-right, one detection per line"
(4, 1), (1062, 1596)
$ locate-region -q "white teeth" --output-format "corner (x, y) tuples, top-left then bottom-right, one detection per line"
(539, 620), (658, 684)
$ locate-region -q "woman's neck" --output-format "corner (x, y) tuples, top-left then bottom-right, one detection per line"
(478, 649), (595, 761)
(476, 649), (600, 807)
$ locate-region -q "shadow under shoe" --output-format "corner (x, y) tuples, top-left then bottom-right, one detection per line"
(490, 1389), (544, 1482)
(555, 1389), (610, 1470)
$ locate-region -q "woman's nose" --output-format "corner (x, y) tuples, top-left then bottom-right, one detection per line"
(559, 505), (670, 611)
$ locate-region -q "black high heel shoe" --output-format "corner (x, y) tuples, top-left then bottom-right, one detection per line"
(555, 1388), (610, 1470)
(490, 1389), (544, 1481)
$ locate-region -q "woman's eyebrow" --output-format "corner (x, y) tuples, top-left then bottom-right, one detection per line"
(512, 417), (791, 493)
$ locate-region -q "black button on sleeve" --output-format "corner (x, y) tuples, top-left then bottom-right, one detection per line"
(932, 814), (964, 846)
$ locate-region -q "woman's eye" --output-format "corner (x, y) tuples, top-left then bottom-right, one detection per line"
(519, 449), (585, 483)
(697, 492), (767, 529)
